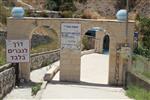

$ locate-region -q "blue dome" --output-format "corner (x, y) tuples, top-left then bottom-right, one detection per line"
(116, 9), (127, 21)
(11, 7), (25, 18)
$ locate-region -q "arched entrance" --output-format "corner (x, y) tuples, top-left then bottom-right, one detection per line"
(103, 35), (110, 53)
(81, 28), (110, 85)
(7, 17), (135, 85)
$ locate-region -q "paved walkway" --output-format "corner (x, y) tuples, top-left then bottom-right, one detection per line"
(4, 65), (51, 100)
(81, 53), (109, 84)
(41, 82), (129, 99)
(4, 53), (130, 100)
(41, 53), (130, 99)
(53, 53), (109, 84)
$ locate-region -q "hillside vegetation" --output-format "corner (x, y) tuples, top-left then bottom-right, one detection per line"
(74, 0), (150, 19)
(0, 0), (150, 23)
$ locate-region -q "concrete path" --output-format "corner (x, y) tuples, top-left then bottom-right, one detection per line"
(81, 53), (109, 84)
(53, 53), (109, 83)
(4, 86), (36, 100)
(4, 61), (60, 100)
(4, 53), (130, 100)
(30, 66), (50, 83)
(41, 82), (129, 99)
(4, 65), (51, 100)
(41, 53), (130, 99)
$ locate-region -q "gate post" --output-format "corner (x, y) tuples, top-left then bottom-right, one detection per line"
(120, 46), (131, 87)
(7, 19), (31, 82)
(60, 23), (81, 82)
(7, 8), (31, 82)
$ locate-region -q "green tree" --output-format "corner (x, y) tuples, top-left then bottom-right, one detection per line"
(134, 16), (150, 58)
(46, 0), (76, 11)
(46, 0), (57, 10)
(138, 17), (150, 49)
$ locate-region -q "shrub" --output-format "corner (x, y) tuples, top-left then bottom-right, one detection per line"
(59, 2), (76, 11)
(82, 9), (100, 19)
(76, 0), (87, 3)
(40, 11), (49, 17)
(46, 0), (57, 10)
(61, 10), (73, 18)
(134, 17), (150, 58)
(138, 17), (150, 49)
(132, 54), (137, 61)
(134, 45), (150, 59)
(82, 36), (89, 50)
(31, 83), (42, 96)
(46, 0), (76, 11)
(24, 9), (31, 17)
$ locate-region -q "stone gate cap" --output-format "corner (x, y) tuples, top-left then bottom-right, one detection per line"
(11, 7), (25, 18)
(116, 9), (127, 21)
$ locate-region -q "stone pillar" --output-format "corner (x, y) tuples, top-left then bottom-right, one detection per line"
(7, 18), (33, 82)
(60, 23), (81, 82)
(60, 49), (81, 82)
(95, 37), (101, 53)
(95, 32), (104, 53)
(120, 46), (132, 86)
(19, 63), (30, 82)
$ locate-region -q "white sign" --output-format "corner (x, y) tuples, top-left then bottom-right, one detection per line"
(61, 23), (81, 33)
(61, 23), (81, 50)
(6, 40), (30, 62)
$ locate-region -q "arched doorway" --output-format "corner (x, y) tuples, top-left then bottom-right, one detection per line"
(81, 28), (110, 85)
(103, 35), (110, 53)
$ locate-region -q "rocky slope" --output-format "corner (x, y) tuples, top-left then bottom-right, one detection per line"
(74, 0), (117, 19)
(74, 0), (150, 19)
(133, 0), (150, 18)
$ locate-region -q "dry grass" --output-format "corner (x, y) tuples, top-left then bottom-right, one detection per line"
(82, 8), (100, 19)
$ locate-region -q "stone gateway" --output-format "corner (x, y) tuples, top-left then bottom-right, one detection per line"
(7, 17), (135, 85)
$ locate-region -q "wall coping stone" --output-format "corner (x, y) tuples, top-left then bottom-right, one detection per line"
(0, 63), (12, 72)
(8, 17), (135, 23)
(31, 49), (60, 57)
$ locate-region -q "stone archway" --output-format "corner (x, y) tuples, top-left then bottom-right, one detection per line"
(82, 27), (121, 85)
(7, 18), (135, 85)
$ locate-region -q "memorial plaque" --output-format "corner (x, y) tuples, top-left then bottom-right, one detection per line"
(61, 23), (81, 50)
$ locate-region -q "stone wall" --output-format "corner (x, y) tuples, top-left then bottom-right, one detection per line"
(0, 31), (6, 43)
(127, 71), (150, 91)
(0, 64), (16, 99)
(30, 49), (60, 70)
